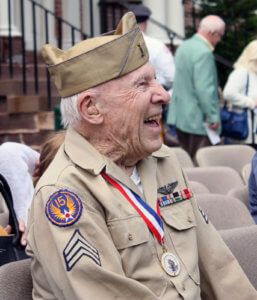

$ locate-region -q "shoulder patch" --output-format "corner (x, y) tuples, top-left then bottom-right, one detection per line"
(45, 189), (83, 227)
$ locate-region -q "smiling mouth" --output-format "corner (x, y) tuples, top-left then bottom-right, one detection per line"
(144, 114), (162, 126)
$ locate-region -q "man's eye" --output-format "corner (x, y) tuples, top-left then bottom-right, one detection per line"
(139, 81), (147, 87)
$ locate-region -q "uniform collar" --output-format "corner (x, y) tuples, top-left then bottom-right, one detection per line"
(64, 127), (169, 201)
(64, 127), (107, 175)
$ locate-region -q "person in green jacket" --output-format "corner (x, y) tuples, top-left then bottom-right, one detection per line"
(167, 15), (225, 160)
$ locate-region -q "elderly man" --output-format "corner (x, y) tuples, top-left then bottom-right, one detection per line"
(167, 15), (225, 160)
(26, 13), (256, 299)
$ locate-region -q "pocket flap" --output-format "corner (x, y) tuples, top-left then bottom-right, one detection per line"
(108, 216), (149, 250)
(161, 200), (195, 231)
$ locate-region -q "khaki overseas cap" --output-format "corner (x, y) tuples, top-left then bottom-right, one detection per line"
(41, 12), (149, 98)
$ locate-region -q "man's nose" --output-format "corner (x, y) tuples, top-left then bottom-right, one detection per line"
(152, 82), (170, 104)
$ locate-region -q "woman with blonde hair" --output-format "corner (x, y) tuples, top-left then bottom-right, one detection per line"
(223, 40), (257, 145)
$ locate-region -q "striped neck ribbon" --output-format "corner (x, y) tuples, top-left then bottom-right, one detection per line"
(102, 171), (165, 244)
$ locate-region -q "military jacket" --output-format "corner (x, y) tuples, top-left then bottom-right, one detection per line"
(26, 127), (257, 299)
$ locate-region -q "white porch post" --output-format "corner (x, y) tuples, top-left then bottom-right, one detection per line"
(0, 0), (21, 37)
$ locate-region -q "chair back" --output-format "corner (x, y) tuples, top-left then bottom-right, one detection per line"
(189, 181), (210, 194)
(196, 193), (255, 230)
(184, 166), (244, 195)
(172, 147), (195, 168)
(220, 225), (257, 289)
(195, 145), (256, 175)
(228, 185), (250, 208)
(241, 163), (251, 185)
(0, 258), (32, 299)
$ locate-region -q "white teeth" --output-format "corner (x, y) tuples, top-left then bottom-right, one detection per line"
(145, 114), (161, 122)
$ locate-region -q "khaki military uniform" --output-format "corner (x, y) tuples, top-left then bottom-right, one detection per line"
(26, 127), (257, 300)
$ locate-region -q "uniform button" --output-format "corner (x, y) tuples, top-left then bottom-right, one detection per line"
(187, 215), (192, 223)
(182, 283), (186, 291)
(128, 233), (133, 240)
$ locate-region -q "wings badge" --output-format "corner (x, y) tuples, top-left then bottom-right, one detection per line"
(45, 189), (83, 227)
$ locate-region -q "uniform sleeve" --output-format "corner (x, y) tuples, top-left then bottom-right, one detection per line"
(190, 195), (257, 299)
(193, 52), (220, 124)
(223, 67), (255, 109)
(26, 186), (158, 300)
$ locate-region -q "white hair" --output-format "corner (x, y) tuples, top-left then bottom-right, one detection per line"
(60, 92), (82, 128)
(199, 15), (225, 33)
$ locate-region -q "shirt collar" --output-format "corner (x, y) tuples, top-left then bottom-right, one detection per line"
(196, 33), (214, 52)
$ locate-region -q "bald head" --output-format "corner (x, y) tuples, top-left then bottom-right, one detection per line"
(198, 15), (225, 47)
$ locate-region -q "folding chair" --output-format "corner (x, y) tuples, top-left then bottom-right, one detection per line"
(184, 166), (244, 195)
(228, 185), (249, 208)
(241, 163), (251, 185)
(189, 181), (210, 194)
(220, 225), (257, 289)
(172, 147), (195, 168)
(195, 145), (256, 175)
(196, 194), (255, 230)
(0, 258), (32, 299)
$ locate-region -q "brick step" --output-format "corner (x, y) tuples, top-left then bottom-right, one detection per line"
(0, 63), (48, 79)
(0, 128), (54, 150)
(0, 78), (59, 97)
(0, 111), (55, 149)
(5, 95), (61, 113)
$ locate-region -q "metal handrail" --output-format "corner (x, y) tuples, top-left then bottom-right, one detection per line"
(3, 0), (90, 110)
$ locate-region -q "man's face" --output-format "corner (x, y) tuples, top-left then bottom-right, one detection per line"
(210, 27), (225, 47)
(96, 62), (170, 164)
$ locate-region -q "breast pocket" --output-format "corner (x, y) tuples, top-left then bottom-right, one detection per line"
(107, 215), (149, 250)
(107, 216), (167, 296)
(161, 200), (200, 285)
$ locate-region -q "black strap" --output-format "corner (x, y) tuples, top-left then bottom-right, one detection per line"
(0, 174), (21, 245)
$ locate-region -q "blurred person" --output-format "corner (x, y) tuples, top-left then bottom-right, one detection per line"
(26, 12), (256, 299)
(167, 15), (225, 159)
(223, 40), (257, 145)
(129, 4), (178, 147)
(249, 151), (257, 223)
(0, 142), (39, 246)
(129, 4), (175, 92)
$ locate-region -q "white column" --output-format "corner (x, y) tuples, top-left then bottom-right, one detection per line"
(142, 0), (185, 45)
(0, 0), (21, 37)
(143, 0), (169, 43)
(23, 0), (56, 50)
(167, 0), (185, 46)
(82, 0), (100, 37)
(62, 0), (80, 50)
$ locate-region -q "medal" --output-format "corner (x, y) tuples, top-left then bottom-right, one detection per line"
(161, 246), (180, 277)
(102, 171), (180, 277)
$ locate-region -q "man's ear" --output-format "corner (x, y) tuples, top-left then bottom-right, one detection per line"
(77, 92), (103, 124)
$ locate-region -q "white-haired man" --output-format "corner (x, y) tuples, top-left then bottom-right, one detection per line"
(26, 13), (256, 299)
(167, 15), (225, 160)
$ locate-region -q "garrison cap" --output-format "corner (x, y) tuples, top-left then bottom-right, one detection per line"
(129, 4), (152, 23)
(41, 12), (149, 98)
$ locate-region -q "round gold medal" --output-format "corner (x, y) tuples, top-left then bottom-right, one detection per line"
(161, 252), (180, 277)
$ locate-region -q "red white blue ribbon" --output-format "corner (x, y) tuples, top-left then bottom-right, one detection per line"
(102, 171), (164, 244)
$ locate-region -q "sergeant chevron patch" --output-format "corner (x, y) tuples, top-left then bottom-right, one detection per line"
(63, 229), (101, 271)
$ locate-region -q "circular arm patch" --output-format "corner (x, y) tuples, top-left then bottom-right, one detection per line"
(45, 189), (83, 227)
